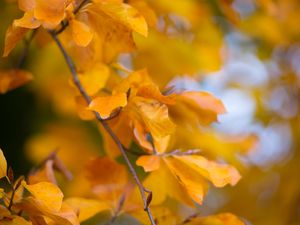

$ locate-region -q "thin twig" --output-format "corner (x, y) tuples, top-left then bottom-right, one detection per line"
(49, 31), (156, 225)
(107, 194), (126, 225)
(17, 29), (37, 68)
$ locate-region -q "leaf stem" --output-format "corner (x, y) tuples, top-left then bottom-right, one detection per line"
(49, 31), (156, 225)
(17, 29), (37, 68)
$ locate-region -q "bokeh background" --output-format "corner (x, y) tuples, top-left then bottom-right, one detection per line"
(1, 0), (300, 225)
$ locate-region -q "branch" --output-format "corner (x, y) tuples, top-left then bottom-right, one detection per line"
(17, 29), (37, 68)
(48, 31), (156, 225)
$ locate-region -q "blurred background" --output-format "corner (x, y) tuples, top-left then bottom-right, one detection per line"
(1, 0), (300, 225)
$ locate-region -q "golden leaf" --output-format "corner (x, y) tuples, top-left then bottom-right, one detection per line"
(88, 93), (127, 119)
(0, 149), (7, 179)
(0, 69), (33, 94)
(22, 181), (64, 212)
(3, 25), (28, 57)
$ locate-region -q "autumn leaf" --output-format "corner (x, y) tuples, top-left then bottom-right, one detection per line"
(184, 213), (246, 225)
(88, 93), (127, 119)
(169, 91), (226, 126)
(0, 149), (7, 179)
(92, 1), (148, 37)
(131, 97), (176, 139)
(0, 69), (33, 94)
(137, 150), (241, 205)
(77, 63), (109, 96)
(13, 12), (41, 29)
(33, 0), (71, 28)
(3, 24), (28, 57)
(70, 19), (94, 47)
(65, 198), (109, 222)
(136, 155), (161, 172)
(85, 157), (128, 201)
(22, 181), (64, 212)
(0, 216), (32, 225)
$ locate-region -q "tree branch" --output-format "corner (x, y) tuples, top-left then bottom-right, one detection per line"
(48, 31), (156, 225)
(17, 29), (37, 68)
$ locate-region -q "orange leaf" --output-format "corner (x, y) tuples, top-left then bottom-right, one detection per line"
(164, 156), (208, 205)
(18, 0), (35, 12)
(0, 148), (7, 179)
(88, 93), (127, 119)
(132, 98), (175, 139)
(34, 0), (70, 28)
(0, 216), (32, 225)
(137, 84), (176, 105)
(172, 91), (226, 126)
(172, 155), (241, 188)
(77, 63), (109, 96)
(93, 1), (148, 36)
(85, 157), (128, 200)
(70, 19), (93, 47)
(0, 69), (33, 94)
(3, 25), (28, 57)
(22, 181), (63, 212)
(136, 155), (161, 172)
(185, 213), (246, 225)
(65, 198), (109, 222)
(14, 12), (41, 29)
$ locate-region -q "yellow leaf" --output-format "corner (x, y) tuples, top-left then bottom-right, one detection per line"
(0, 216), (32, 225)
(94, 1), (148, 36)
(22, 181), (64, 212)
(16, 198), (79, 225)
(0, 149), (7, 179)
(65, 198), (109, 222)
(136, 155), (161, 172)
(164, 156), (208, 205)
(3, 24), (28, 57)
(75, 96), (95, 120)
(137, 84), (176, 105)
(185, 213), (246, 225)
(143, 162), (194, 206)
(173, 155), (241, 188)
(34, 0), (70, 27)
(132, 98), (175, 139)
(170, 91), (226, 126)
(0, 69), (33, 94)
(88, 93), (127, 119)
(133, 119), (170, 153)
(70, 19), (93, 47)
(180, 91), (226, 115)
(128, 0), (158, 28)
(14, 12), (41, 29)
(78, 63), (109, 96)
(85, 157), (128, 201)
(18, 0), (35, 12)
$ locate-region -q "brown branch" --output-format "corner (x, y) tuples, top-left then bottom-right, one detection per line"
(55, 0), (91, 35)
(49, 31), (156, 225)
(107, 193), (126, 225)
